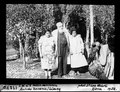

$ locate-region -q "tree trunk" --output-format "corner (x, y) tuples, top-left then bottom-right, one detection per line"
(22, 47), (26, 69)
(18, 34), (26, 69)
(86, 26), (89, 44)
(89, 5), (94, 47)
(62, 14), (69, 29)
(25, 34), (29, 56)
(18, 35), (22, 61)
(25, 34), (29, 53)
(101, 27), (105, 44)
(85, 26), (90, 57)
(23, 34), (29, 69)
(35, 31), (39, 58)
(106, 33), (108, 44)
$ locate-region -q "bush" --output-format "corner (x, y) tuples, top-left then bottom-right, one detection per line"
(12, 39), (19, 51)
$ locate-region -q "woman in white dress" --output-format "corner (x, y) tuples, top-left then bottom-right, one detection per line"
(38, 31), (56, 79)
(69, 29), (88, 75)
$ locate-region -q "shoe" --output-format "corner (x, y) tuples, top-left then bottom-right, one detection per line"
(76, 71), (81, 76)
(62, 75), (68, 79)
(48, 76), (52, 79)
(46, 76), (49, 79)
(69, 70), (75, 77)
(58, 75), (62, 78)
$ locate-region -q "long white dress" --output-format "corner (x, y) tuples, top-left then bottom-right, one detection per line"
(69, 35), (88, 68)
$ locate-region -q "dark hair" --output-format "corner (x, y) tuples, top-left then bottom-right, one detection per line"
(45, 30), (51, 34)
(70, 27), (76, 34)
(92, 43), (96, 47)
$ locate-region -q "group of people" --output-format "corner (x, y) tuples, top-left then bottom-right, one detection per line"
(38, 22), (88, 79)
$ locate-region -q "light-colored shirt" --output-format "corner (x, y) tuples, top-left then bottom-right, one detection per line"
(70, 34), (84, 54)
(38, 36), (55, 56)
(52, 28), (70, 54)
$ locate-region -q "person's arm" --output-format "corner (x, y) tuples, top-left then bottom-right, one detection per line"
(76, 35), (84, 54)
(79, 35), (84, 54)
(52, 37), (57, 58)
(52, 30), (58, 57)
(64, 28), (71, 37)
(69, 37), (73, 55)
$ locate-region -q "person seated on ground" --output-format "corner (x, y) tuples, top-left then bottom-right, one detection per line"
(88, 42), (108, 80)
(98, 39), (114, 80)
(69, 27), (88, 76)
(88, 42), (101, 65)
(105, 36), (114, 80)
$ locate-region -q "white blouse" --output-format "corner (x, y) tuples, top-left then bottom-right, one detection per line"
(70, 34), (84, 54)
(38, 36), (55, 56)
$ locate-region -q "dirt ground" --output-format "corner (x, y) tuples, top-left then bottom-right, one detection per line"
(6, 59), (98, 79)
(6, 47), (97, 79)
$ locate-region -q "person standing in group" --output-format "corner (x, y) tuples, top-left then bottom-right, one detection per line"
(38, 31), (56, 79)
(52, 22), (70, 78)
(69, 27), (88, 75)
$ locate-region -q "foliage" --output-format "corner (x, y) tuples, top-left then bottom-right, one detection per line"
(12, 39), (20, 51)
(93, 5), (115, 43)
(6, 4), (115, 58)
(6, 4), (55, 58)
(59, 4), (82, 28)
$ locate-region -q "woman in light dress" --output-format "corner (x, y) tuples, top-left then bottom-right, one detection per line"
(38, 31), (56, 79)
(69, 28), (88, 75)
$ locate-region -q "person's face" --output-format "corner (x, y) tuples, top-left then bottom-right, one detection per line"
(45, 31), (50, 38)
(72, 31), (77, 37)
(57, 24), (63, 30)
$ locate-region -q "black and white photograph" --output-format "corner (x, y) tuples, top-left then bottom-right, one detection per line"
(6, 4), (115, 80)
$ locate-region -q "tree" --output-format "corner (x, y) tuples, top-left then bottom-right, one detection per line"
(6, 4), (35, 69)
(93, 5), (115, 44)
(89, 5), (94, 46)
(33, 4), (55, 58)
(6, 4), (115, 70)
(59, 4), (82, 29)
(6, 4), (56, 63)
(82, 5), (91, 57)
